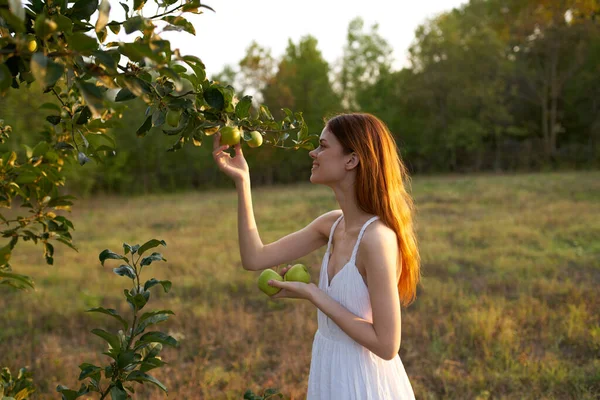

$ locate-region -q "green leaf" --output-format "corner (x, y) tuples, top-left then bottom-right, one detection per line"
(235, 95), (253, 119)
(259, 105), (274, 121)
(86, 307), (128, 330)
(75, 148), (92, 162)
(8, 0), (25, 22)
(14, 172), (38, 184)
(140, 252), (166, 268)
(113, 265), (136, 279)
(136, 116), (152, 137)
(134, 331), (178, 350)
(0, 243), (12, 265)
(33, 142), (50, 157)
(76, 80), (104, 119)
(67, 33), (99, 54)
(122, 15), (145, 34)
(92, 50), (118, 74)
(121, 75), (153, 96)
(116, 350), (138, 369)
(138, 342), (162, 361)
(123, 243), (132, 255)
(161, 16), (195, 35)
(0, 270), (34, 289)
(95, 0), (110, 32)
(109, 383), (127, 400)
(108, 21), (121, 35)
(119, 2), (129, 16)
(125, 371), (167, 393)
(0, 8), (25, 32)
(137, 239), (166, 256)
(78, 363), (102, 380)
(119, 42), (158, 62)
(75, 106), (92, 125)
(69, 0), (99, 20)
(39, 102), (62, 112)
(134, 310), (174, 335)
(30, 53), (65, 89)
(144, 278), (171, 293)
(57, 384), (90, 400)
(52, 14), (73, 34)
(204, 87), (224, 110)
(139, 357), (166, 372)
(115, 88), (136, 102)
(98, 249), (124, 266)
(125, 289), (149, 311)
(152, 109), (166, 127)
(46, 115), (61, 125)
(181, 56), (206, 82)
(133, 0), (146, 11)
(91, 328), (121, 351)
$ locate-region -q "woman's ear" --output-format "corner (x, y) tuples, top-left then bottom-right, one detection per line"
(346, 152), (360, 170)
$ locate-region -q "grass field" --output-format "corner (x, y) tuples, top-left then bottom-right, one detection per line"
(1, 171), (599, 399)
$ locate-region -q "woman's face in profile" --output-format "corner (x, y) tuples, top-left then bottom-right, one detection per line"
(309, 127), (349, 185)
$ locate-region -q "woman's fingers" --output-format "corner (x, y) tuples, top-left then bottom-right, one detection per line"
(234, 143), (243, 157)
(212, 144), (230, 160)
(279, 265), (291, 277)
(212, 132), (221, 150)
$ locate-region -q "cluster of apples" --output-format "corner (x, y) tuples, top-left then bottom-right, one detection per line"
(165, 110), (264, 149)
(257, 264), (311, 296)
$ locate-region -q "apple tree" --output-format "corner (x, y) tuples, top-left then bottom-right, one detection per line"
(0, 0), (313, 397)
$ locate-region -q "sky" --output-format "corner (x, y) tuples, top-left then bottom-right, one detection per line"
(109, 0), (468, 76)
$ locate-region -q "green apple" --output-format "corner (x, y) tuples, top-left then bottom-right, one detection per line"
(284, 264), (311, 284)
(257, 268), (283, 296)
(247, 130), (263, 148)
(219, 126), (241, 146)
(166, 109), (182, 127)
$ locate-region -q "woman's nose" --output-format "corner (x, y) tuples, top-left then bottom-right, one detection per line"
(309, 149), (316, 159)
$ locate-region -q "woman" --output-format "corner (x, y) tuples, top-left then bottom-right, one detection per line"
(212, 113), (420, 399)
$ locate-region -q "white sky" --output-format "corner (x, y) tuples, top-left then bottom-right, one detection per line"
(107, 0), (468, 76)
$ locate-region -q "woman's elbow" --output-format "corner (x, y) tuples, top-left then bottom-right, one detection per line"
(241, 260), (258, 271)
(379, 350), (398, 361)
(377, 342), (400, 361)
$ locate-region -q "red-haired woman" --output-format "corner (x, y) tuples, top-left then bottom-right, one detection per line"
(213, 113), (420, 399)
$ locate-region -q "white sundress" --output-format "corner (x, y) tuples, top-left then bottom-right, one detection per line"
(307, 214), (415, 400)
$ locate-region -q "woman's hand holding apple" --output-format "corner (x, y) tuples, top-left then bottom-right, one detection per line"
(212, 132), (250, 184)
(268, 264), (316, 301)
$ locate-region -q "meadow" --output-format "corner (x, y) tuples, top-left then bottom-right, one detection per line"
(1, 171), (599, 399)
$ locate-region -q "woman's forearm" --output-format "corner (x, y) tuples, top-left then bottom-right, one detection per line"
(309, 285), (397, 360)
(235, 178), (264, 270)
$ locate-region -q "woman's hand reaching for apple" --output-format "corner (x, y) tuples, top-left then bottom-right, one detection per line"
(212, 132), (249, 184)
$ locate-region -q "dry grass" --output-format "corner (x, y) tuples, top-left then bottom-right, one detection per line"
(1, 171), (599, 399)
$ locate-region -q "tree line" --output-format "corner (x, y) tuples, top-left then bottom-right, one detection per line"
(1, 0), (598, 194)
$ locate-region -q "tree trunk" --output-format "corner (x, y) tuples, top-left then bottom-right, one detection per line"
(541, 88), (551, 161)
(549, 41), (560, 161)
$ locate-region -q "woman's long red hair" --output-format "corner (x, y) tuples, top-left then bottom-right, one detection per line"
(326, 113), (420, 306)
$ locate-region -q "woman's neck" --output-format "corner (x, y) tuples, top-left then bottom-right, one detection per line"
(331, 180), (373, 233)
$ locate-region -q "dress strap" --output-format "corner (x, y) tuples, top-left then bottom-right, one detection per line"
(326, 213), (344, 253)
(350, 216), (379, 263)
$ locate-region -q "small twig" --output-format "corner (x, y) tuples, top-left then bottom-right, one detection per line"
(151, 3), (186, 19)
(51, 88), (67, 108)
(168, 90), (199, 98)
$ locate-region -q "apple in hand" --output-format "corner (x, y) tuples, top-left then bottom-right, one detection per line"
(257, 268), (283, 296)
(284, 264), (311, 283)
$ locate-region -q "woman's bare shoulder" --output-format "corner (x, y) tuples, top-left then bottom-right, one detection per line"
(313, 209), (343, 238)
(360, 220), (399, 259)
